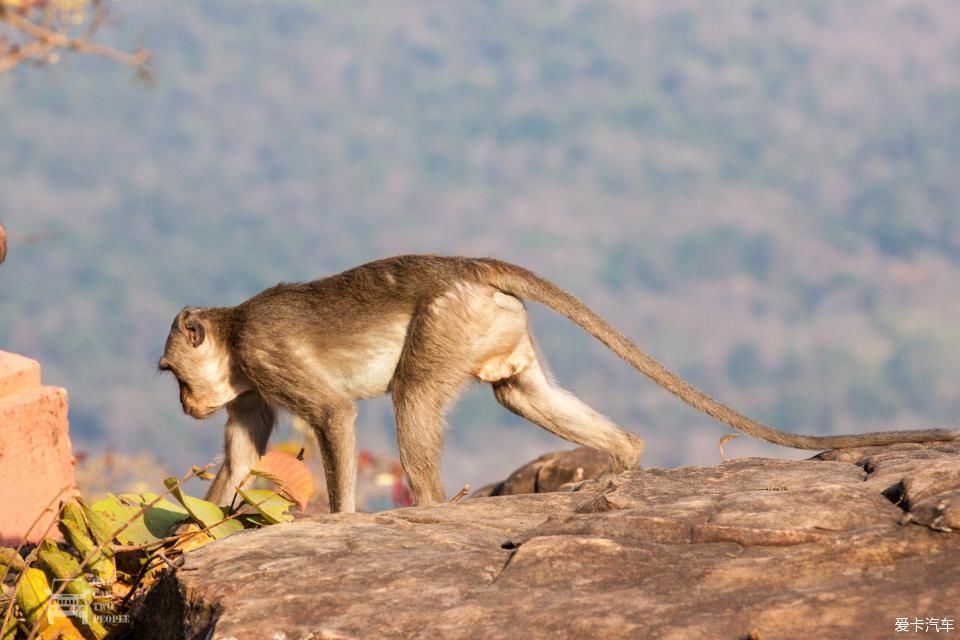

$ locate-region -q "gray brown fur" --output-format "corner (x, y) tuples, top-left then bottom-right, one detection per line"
(158, 255), (958, 512)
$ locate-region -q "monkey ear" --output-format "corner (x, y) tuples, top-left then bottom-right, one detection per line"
(175, 307), (192, 332)
(183, 314), (206, 348)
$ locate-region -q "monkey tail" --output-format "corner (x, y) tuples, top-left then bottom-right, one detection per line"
(473, 258), (958, 449)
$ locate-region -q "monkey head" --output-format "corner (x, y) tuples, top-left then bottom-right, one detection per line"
(158, 307), (251, 419)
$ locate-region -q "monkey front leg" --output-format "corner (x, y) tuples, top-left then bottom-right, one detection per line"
(205, 392), (276, 507)
(308, 400), (359, 513)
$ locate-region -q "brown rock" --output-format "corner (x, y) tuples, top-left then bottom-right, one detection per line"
(135, 442), (960, 639)
(817, 442), (960, 531)
(471, 446), (609, 497)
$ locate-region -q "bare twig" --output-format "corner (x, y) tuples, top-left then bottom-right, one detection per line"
(449, 485), (470, 503)
(0, 3), (150, 76)
(717, 433), (738, 462)
(154, 549), (181, 571)
(110, 534), (183, 553)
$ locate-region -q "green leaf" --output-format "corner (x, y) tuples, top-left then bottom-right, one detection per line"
(92, 494), (154, 546)
(58, 501), (116, 584)
(0, 546), (25, 572)
(78, 498), (115, 548)
(36, 540), (109, 639)
(16, 566), (53, 628)
(15, 567), (87, 638)
(1, 615), (16, 640)
(95, 492), (192, 544)
(163, 478), (243, 540)
(36, 539), (82, 578)
(237, 488), (295, 525)
(143, 503), (192, 539)
(134, 492), (189, 516)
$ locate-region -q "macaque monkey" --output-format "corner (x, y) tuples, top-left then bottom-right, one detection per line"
(158, 255), (957, 512)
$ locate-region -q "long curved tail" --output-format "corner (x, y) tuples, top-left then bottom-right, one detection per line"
(473, 258), (957, 449)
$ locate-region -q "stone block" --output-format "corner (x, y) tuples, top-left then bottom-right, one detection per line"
(0, 350), (77, 544)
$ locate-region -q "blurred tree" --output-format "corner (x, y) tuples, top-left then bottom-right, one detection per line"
(884, 338), (955, 416)
(674, 226), (775, 282)
(0, 0), (149, 76)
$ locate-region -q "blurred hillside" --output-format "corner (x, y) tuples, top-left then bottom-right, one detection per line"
(1, 0), (960, 493)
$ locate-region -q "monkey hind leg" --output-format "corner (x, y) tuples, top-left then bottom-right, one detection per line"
(492, 356), (644, 473)
(392, 367), (472, 506)
(391, 283), (537, 506)
(391, 306), (479, 507)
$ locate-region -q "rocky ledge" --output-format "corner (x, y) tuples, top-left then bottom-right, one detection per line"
(135, 441), (960, 639)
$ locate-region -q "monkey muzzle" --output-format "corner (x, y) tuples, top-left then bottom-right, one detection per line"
(179, 383), (218, 419)
(182, 399), (219, 420)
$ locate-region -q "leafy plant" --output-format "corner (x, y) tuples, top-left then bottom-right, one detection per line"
(0, 450), (314, 639)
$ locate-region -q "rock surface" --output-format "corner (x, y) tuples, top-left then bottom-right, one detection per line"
(136, 441), (960, 639)
(471, 446), (610, 497)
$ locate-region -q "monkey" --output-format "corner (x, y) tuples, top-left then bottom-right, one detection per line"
(157, 255), (958, 513)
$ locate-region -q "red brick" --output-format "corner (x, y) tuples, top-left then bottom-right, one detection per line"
(0, 351), (41, 400)
(0, 351), (77, 545)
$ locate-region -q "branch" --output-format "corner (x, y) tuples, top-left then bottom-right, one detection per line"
(0, 4), (150, 76)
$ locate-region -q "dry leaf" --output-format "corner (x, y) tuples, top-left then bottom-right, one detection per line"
(250, 450), (317, 511)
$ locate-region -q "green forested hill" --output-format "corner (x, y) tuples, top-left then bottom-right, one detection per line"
(2, 1), (959, 491)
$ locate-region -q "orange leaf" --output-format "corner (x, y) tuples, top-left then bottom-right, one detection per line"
(250, 450), (316, 511)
